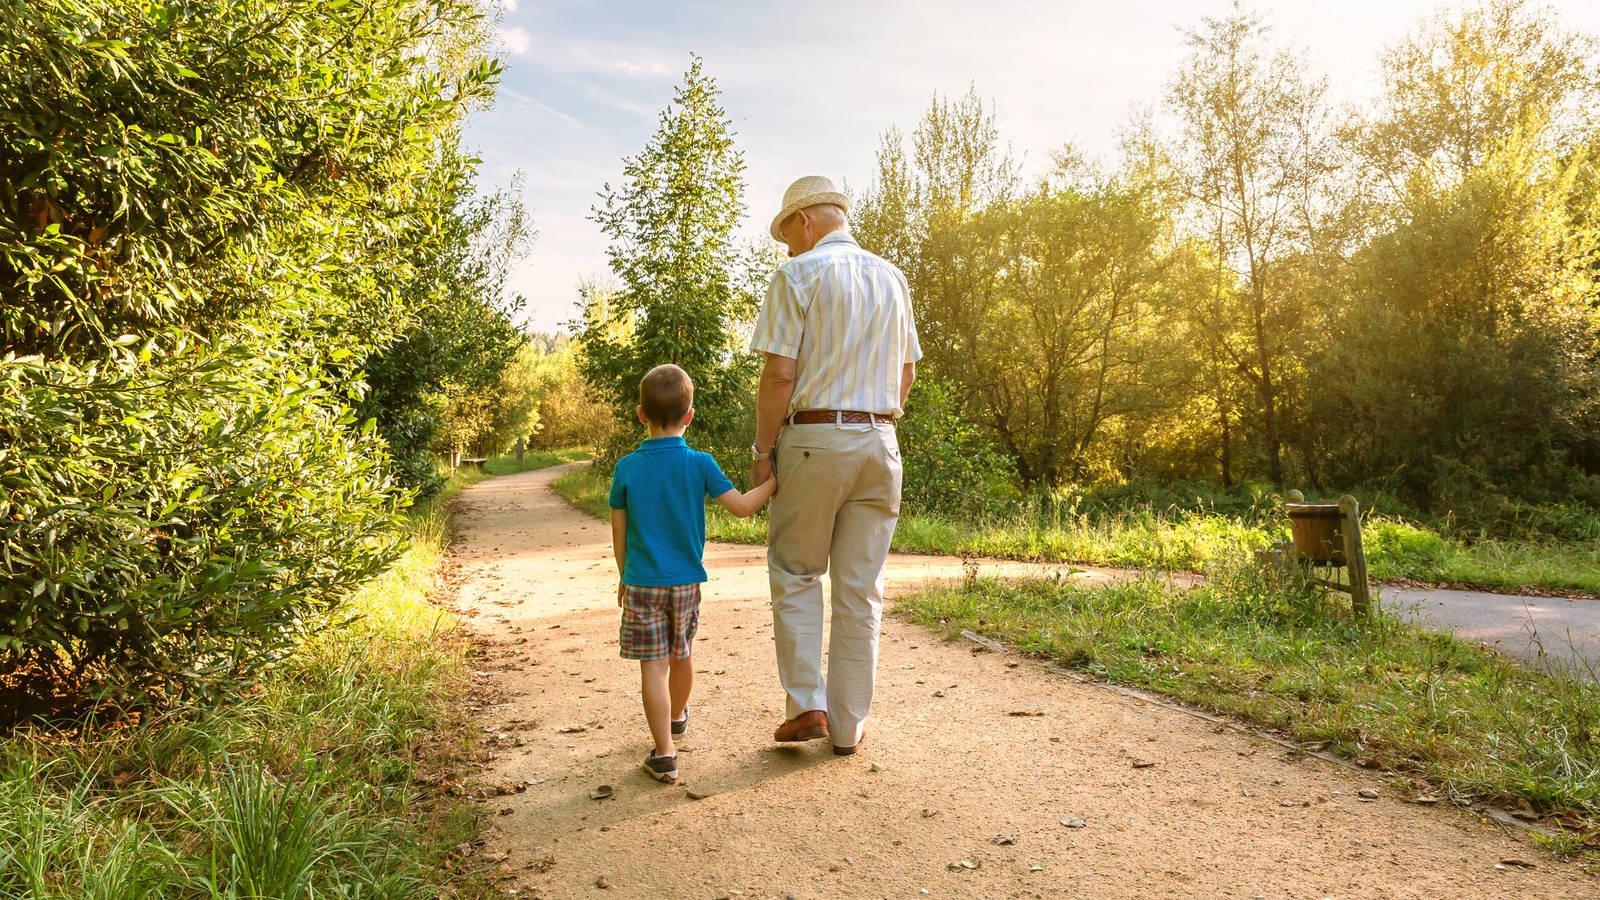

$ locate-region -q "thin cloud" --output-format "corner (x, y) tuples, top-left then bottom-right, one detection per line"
(496, 26), (531, 56)
(497, 86), (583, 128)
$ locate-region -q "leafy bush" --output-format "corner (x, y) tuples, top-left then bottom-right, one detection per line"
(899, 379), (1015, 515)
(0, 0), (502, 714)
(0, 344), (403, 712)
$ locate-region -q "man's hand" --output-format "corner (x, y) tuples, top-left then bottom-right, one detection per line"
(752, 457), (774, 489)
(617, 581), (626, 607)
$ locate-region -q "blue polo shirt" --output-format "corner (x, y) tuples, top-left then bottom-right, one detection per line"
(608, 436), (736, 587)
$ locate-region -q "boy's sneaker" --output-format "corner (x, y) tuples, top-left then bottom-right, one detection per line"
(642, 752), (678, 783)
(671, 706), (689, 740)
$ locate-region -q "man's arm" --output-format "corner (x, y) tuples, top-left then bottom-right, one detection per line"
(900, 361), (916, 407)
(610, 509), (627, 606)
(752, 353), (796, 486)
(714, 476), (778, 518)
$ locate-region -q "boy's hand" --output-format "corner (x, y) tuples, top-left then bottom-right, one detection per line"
(617, 581), (626, 607)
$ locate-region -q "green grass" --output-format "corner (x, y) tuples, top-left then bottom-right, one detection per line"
(0, 466), (497, 899)
(551, 465), (1600, 594)
(481, 446), (588, 477)
(899, 569), (1600, 840)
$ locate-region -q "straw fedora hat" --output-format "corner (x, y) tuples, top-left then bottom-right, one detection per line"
(769, 175), (849, 242)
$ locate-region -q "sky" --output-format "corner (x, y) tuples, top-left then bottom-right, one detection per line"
(463, 0), (1600, 334)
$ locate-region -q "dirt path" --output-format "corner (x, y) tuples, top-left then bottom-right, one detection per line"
(446, 464), (1590, 899)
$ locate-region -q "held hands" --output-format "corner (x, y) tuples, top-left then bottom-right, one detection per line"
(751, 457), (774, 490)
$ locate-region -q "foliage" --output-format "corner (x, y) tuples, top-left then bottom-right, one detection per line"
(575, 56), (762, 475)
(498, 335), (617, 453)
(898, 379), (1015, 514)
(0, 474), (493, 898)
(852, 0), (1600, 523)
(360, 188), (531, 492)
(0, 0), (497, 357)
(0, 345), (401, 712)
(901, 571), (1600, 831)
(0, 0), (502, 710)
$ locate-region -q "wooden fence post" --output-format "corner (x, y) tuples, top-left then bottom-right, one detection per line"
(1338, 495), (1371, 618)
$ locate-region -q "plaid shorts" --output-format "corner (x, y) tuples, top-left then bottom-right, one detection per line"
(619, 584), (701, 660)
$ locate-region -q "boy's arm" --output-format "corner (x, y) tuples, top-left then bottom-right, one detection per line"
(610, 509), (626, 606)
(713, 475), (778, 519)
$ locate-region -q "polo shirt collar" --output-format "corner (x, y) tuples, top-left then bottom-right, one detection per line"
(639, 435), (687, 451)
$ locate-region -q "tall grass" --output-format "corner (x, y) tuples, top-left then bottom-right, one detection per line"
(899, 569), (1600, 834)
(0, 466), (491, 898)
(552, 465), (1600, 594)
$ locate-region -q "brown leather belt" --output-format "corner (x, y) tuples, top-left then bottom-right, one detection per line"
(788, 409), (896, 426)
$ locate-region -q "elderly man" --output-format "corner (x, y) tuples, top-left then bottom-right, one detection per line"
(748, 175), (921, 756)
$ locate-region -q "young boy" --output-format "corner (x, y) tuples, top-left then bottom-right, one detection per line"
(609, 364), (776, 783)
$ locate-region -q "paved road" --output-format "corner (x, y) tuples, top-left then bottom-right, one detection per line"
(1383, 586), (1600, 678)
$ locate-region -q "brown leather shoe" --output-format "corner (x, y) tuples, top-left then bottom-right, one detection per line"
(774, 710), (828, 742)
(833, 728), (866, 756)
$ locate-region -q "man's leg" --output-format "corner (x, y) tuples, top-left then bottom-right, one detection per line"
(767, 430), (847, 721)
(825, 428), (902, 749)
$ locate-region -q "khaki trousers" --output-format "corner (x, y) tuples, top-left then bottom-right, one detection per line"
(767, 421), (901, 746)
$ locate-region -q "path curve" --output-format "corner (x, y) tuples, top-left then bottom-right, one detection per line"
(447, 463), (1591, 898)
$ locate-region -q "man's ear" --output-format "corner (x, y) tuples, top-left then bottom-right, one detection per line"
(636, 405), (649, 426)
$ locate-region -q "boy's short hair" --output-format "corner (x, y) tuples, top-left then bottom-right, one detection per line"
(639, 364), (693, 427)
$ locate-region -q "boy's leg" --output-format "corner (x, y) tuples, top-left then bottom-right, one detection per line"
(669, 655), (693, 722)
(639, 658), (674, 757)
(666, 584), (700, 722)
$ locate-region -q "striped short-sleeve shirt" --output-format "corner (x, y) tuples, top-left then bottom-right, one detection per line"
(749, 230), (922, 417)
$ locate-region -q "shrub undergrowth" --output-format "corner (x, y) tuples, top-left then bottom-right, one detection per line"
(552, 465), (1600, 594)
(0, 468), (492, 898)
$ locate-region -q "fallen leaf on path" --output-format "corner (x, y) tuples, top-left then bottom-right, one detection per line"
(589, 785), (613, 800)
(1060, 817), (1087, 828)
(594, 874), (612, 888)
(1357, 788), (1379, 800)
(686, 789), (708, 800)
(1008, 710), (1045, 717)
(947, 860), (979, 871)
(1030, 864), (1044, 872)
(992, 835), (1015, 845)
(869, 762), (888, 772)
(1131, 759), (1156, 769)
(920, 808), (939, 818)
(558, 725), (587, 734)
(1499, 857), (1536, 868)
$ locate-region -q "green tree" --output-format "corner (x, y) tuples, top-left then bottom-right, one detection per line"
(1165, 3), (1337, 484)
(1312, 0), (1600, 504)
(0, 0), (500, 708)
(576, 56), (759, 471)
(360, 185), (530, 488)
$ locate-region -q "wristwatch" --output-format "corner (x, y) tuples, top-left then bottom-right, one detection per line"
(751, 443), (773, 462)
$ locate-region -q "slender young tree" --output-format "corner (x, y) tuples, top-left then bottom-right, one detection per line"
(1165, 3), (1335, 484)
(577, 56), (757, 468)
